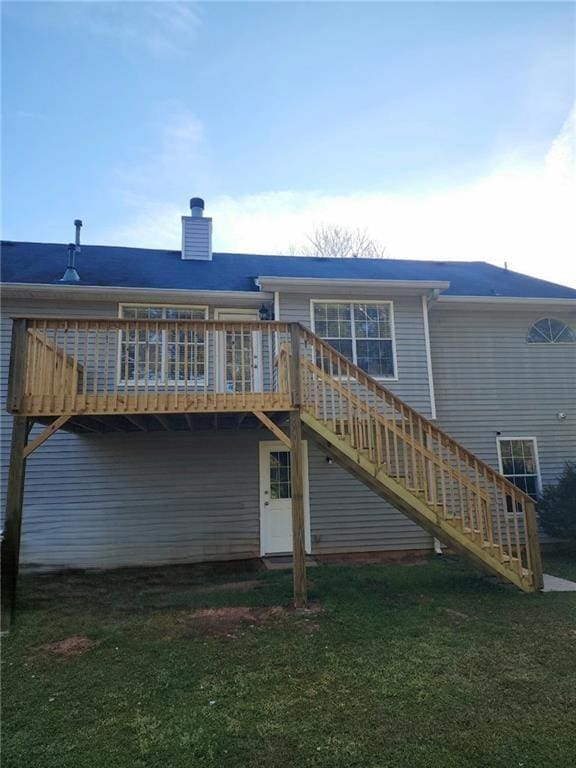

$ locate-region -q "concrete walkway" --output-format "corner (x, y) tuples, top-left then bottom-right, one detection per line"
(542, 573), (576, 592)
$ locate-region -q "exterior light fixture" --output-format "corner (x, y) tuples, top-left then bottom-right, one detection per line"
(259, 303), (273, 321)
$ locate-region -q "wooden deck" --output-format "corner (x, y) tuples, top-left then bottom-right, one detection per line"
(8, 318), (294, 418)
(2, 317), (544, 629)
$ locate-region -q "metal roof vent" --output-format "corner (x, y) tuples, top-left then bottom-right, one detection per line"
(182, 197), (212, 260)
(59, 243), (80, 283)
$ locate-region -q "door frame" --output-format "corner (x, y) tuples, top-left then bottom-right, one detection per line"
(214, 308), (263, 393)
(259, 440), (312, 556)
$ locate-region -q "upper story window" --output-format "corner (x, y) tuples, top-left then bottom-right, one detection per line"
(311, 301), (396, 379)
(527, 318), (575, 344)
(119, 304), (208, 385)
(497, 437), (541, 500)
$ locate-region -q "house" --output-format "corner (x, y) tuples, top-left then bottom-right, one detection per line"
(2, 198), (575, 625)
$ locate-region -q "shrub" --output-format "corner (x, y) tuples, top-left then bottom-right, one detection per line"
(538, 462), (576, 543)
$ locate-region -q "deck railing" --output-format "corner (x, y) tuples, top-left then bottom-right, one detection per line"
(296, 326), (543, 590)
(6, 317), (542, 589)
(9, 318), (293, 416)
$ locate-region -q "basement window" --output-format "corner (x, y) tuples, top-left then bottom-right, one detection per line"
(119, 304), (208, 385)
(527, 318), (575, 344)
(311, 301), (397, 378)
(497, 438), (541, 500)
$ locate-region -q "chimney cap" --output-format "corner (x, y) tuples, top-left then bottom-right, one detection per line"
(190, 197), (205, 211)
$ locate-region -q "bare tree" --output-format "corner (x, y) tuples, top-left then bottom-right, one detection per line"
(286, 224), (386, 258)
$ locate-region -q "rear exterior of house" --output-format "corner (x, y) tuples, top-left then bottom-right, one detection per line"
(1, 201), (575, 587)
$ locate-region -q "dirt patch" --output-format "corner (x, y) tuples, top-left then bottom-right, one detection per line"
(37, 635), (99, 657)
(152, 602), (322, 639)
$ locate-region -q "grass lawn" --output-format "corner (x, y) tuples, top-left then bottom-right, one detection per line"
(3, 553), (576, 768)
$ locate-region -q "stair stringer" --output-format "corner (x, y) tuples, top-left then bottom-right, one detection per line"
(301, 410), (535, 592)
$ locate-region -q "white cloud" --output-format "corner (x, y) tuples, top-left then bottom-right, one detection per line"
(99, 105), (576, 288)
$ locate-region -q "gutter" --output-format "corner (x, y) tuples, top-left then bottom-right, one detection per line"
(255, 277), (451, 297)
(435, 295), (576, 306)
(1, 283), (271, 303)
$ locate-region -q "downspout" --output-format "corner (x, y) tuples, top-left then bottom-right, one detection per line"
(424, 289), (443, 556)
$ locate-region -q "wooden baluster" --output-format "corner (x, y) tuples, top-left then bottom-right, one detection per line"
(420, 421), (432, 506)
(374, 386), (384, 469)
(92, 322), (100, 410)
(184, 321), (190, 402)
(483, 467), (496, 551)
(437, 435), (447, 518)
(102, 323), (110, 413)
(175, 320), (181, 411)
(510, 489), (523, 576)
(473, 460), (485, 544)
(329, 349), (336, 433)
(389, 397), (400, 482)
(320, 345), (328, 423)
(241, 322), (247, 403)
(499, 479), (514, 565)
(490, 475), (503, 557)
(70, 321), (79, 414)
(204, 322), (209, 407)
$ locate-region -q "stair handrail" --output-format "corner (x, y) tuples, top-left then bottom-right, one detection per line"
(295, 324), (542, 590)
(297, 324), (536, 504)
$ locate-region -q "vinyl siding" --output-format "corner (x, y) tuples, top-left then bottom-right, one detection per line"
(308, 444), (432, 552)
(278, 290), (433, 553)
(1, 295), (432, 570)
(429, 305), (576, 485)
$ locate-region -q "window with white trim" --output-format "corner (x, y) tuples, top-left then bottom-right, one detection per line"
(312, 301), (396, 378)
(527, 318), (575, 344)
(497, 438), (540, 500)
(119, 305), (208, 385)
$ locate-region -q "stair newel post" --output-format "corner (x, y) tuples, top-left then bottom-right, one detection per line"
(289, 324), (308, 609)
(524, 499), (544, 590)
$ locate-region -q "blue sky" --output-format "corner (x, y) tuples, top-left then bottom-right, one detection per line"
(2, 1), (575, 285)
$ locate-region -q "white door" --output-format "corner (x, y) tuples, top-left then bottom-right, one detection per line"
(215, 309), (262, 393)
(259, 441), (311, 556)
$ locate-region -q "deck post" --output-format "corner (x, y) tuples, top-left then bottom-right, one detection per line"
(7, 318), (29, 413)
(525, 500), (544, 591)
(1, 415), (29, 632)
(289, 324), (307, 609)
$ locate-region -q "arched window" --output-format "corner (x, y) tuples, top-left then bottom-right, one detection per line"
(527, 318), (576, 344)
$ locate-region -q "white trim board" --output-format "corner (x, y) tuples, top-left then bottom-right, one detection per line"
(421, 294), (437, 419)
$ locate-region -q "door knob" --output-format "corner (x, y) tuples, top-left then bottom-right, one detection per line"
(264, 501), (269, 506)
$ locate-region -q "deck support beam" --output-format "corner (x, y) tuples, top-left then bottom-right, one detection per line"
(252, 411), (292, 449)
(22, 415), (70, 459)
(1, 416), (29, 632)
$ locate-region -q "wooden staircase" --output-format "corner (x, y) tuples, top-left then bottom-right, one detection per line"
(295, 326), (543, 592)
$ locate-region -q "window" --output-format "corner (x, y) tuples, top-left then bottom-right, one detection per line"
(269, 451), (291, 499)
(119, 305), (207, 385)
(497, 438), (541, 500)
(527, 318), (575, 344)
(312, 301), (396, 378)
